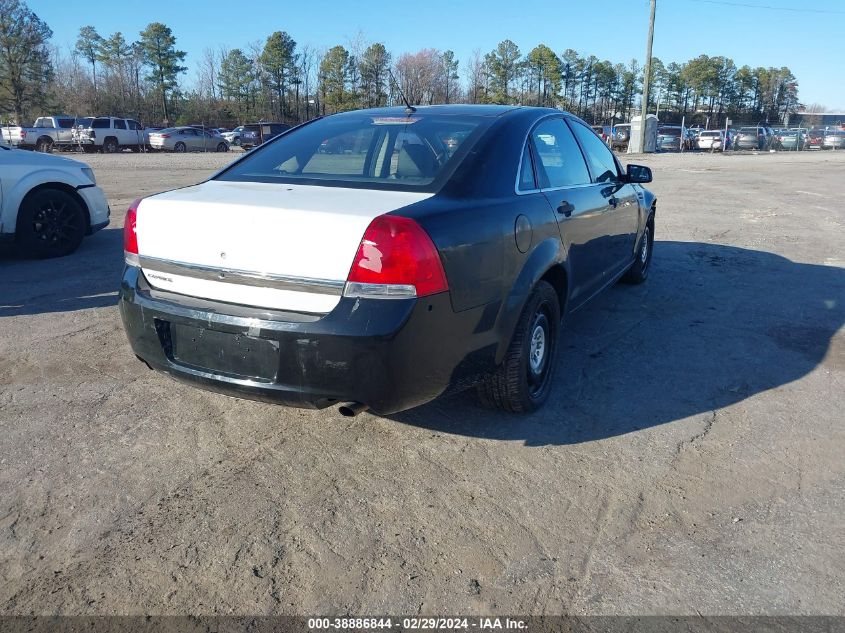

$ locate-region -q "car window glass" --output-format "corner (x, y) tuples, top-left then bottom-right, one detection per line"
(114, 119), (126, 130)
(218, 114), (485, 191)
(128, 120), (140, 130)
(529, 118), (590, 189)
(518, 142), (536, 190)
(92, 119), (110, 129)
(569, 120), (621, 184)
(58, 119), (75, 129)
(300, 127), (376, 176)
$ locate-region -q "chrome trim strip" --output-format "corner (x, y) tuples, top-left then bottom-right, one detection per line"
(138, 255), (345, 295)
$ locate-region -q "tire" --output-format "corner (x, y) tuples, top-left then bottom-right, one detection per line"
(622, 216), (654, 284)
(16, 188), (87, 258)
(36, 138), (53, 153)
(477, 280), (560, 413)
(130, 145), (140, 153)
(174, 142), (186, 153)
(216, 142), (228, 152)
(103, 138), (119, 153)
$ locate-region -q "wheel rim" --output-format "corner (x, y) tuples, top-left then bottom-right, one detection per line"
(529, 322), (546, 374)
(527, 309), (552, 397)
(31, 198), (81, 247)
(175, 143), (185, 152)
(640, 226), (650, 264)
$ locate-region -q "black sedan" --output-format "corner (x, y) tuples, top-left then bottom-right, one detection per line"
(119, 105), (656, 415)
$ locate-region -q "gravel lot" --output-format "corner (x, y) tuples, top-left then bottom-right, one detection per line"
(1, 149), (843, 616)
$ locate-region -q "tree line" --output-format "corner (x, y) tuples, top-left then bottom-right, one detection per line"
(1, 0), (802, 129)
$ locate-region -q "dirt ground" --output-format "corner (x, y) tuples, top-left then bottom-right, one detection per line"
(1, 149), (843, 616)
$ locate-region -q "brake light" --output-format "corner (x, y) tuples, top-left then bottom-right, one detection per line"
(20, 130), (26, 139)
(123, 198), (141, 266)
(161, 134), (170, 138)
(344, 215), (448, 299)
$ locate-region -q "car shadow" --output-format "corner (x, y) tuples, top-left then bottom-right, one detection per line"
(389, 241), (844, 445)
(0, 227), (122, 317)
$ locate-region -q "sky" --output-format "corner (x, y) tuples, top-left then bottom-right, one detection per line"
(31, 0), (845, 110)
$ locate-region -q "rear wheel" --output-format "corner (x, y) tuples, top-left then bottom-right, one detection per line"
(103, 138), (119, 153)
(477, 280), (560, 413)
(36, 138), (53, 153)
(216, 142), (228, 152)
(622, 217), (654, 284)
(174, 142), (186, 153)
(16, 188), (86, 258)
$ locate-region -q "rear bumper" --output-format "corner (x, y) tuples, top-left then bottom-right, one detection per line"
(119, 266), (496, 414)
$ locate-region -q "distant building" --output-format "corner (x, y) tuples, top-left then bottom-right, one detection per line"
(788, 112), (845, 128)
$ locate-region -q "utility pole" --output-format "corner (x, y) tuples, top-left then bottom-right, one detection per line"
(638, 0), (657, 153)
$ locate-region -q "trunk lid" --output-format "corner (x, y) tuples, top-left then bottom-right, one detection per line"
(135, 180), (432, 314)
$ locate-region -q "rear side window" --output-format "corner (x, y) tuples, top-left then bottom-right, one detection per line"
(569, 120), (621, 184)
(58, 118), (75, 129)
(529, 118), (590, 189)
(518, 143), (536, 191)
(114, 119), (126, 130)
(127, 120), (141, 130)
(92, 119), (110, 129)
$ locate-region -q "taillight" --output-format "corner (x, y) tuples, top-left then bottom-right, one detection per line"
(123, 198), (141, 266)
(161, 134), (170, 138)
(20, 130), (26, 139)
(344, 215), (448, 299)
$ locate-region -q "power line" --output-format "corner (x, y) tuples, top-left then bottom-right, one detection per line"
(689, 0), (845, 14)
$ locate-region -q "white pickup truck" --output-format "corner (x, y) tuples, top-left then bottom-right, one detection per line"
(72, 116), (150, 153)
(1, 115), (79, 152)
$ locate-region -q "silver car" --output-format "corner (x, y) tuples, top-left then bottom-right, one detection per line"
(822, 130), (845, 150)
(222, 126), (244, 146)
(778, 130), (808, 151)
(697, 130), (725, 151)
(148, 126), (229, 153)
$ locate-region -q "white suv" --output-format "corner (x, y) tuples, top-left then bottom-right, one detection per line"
(0, 143), (110, 257)
(73, 117), (150, 153)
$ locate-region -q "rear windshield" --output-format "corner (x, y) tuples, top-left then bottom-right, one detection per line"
(700, 131), (721, 137)
(739, 128), (759, 133)
(658, 128), (681, 136)
(216, 113), (488, 192)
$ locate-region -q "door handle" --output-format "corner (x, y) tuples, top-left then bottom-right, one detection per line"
(608, 196), (619, 209)
(556, 200), (574, 217)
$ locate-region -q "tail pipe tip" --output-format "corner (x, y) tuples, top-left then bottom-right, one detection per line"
(338, 402), (369, 417)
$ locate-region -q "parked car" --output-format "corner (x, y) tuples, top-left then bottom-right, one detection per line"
(610, 124), (631, 151)
(0, 142), (109, 257)
(734, 126), (772, 150)
(822, 130), (845, 149)
(778, 130), (808, 151)
(119, 105), (656, 415)
(806, 129), (825, 150)
(222, 126), (244, 146)
(657, 126), (690, 151)
(73, 117), (150, 153)
(696, 130), (726, 151)
(148, 126), (229, 153)
(240, 122), (291, 149)
(1, 115), (80, 152)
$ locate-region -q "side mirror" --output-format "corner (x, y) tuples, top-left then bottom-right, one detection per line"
(626, 164), (652, 184)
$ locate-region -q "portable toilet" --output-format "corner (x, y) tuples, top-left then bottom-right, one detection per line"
(628, 114), (658, 153)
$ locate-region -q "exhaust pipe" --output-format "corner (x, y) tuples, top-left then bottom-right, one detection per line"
(338, 402), (369, 417)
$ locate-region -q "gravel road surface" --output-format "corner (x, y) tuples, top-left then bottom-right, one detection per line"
(1, 149), (843, 615)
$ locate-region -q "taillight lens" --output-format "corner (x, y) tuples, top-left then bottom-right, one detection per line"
(20, 130), (26, 139)
(123, 198), (141, 266)
(161, 134), (170, 138)
(344, 215), (448, 299)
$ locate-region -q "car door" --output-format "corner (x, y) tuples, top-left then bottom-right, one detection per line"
(528, 117), (607, 303)
(113, 118), (128, 145)
(568, 118), (639, 281)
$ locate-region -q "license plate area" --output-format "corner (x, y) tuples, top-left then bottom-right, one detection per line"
(160, 321), (280, 382)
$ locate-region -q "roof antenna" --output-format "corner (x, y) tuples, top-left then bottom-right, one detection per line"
(388, 68), (416, 115)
